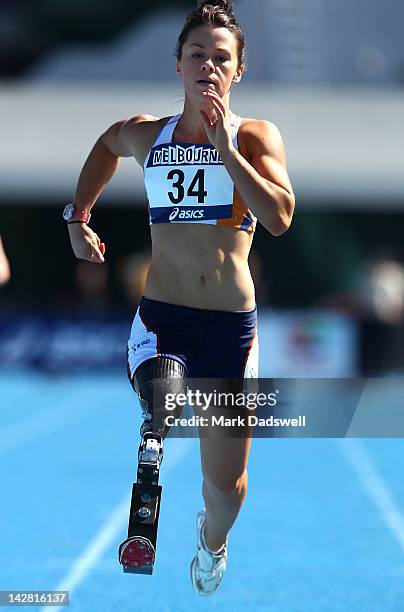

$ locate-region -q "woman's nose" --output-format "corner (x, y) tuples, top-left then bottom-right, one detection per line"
(201, 62), (215, 73)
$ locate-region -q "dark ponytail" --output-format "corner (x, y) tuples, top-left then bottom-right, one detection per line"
(176, 0), (246, 68)
(197, 0), (234, 10)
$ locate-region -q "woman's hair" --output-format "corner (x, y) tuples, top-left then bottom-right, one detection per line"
(175, 0), (246, 68)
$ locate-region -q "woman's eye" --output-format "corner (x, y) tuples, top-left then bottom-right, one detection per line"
(192, 53), (202, 59)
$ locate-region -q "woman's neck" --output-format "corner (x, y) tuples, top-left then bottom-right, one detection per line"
(176, 94), (231, 142)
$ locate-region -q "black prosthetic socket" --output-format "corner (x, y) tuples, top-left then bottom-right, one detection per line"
(133, 357), (187, 440)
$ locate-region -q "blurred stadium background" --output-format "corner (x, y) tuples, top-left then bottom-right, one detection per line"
(1, 0), (404, 376)
(1, 2), (404, 610)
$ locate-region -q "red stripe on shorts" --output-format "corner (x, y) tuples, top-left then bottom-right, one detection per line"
(241, 329), (256, 377)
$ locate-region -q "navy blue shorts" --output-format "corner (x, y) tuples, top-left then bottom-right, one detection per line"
(127, 296), (259, 380)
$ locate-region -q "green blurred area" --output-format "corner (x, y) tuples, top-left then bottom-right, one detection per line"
(25, 0), (192, 42)
(1, 205), (403, 312)
(2, 0), (193, 76)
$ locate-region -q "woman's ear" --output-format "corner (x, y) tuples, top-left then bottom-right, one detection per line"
(232, 64), (244, 84)
(176, 60), (182, 76)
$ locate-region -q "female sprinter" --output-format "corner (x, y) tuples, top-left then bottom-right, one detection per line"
(66, 0), (295, 596)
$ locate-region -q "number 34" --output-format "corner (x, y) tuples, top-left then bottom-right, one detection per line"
(167, 169), (207, 204)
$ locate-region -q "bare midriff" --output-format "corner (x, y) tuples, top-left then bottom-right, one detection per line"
(144, 223), (256, 312)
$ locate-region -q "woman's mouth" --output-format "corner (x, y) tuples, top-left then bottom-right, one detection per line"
(196, 80), (215, 87)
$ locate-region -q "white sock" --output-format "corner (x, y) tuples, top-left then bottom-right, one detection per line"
(202, 524), (226, 555)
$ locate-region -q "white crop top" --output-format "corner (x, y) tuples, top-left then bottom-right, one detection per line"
(143, 114), (256, 233)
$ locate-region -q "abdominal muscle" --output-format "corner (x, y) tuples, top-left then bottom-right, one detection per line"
(144, 223), (256, 312)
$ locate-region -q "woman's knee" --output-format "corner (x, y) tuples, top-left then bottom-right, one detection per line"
(204, 469), (248, 501)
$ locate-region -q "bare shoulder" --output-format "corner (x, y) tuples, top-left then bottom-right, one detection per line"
(120, 114), (160, 136)
(239, 117), (283, 138)
(119, 115), (173, 165)
(238, 118), (286, 161)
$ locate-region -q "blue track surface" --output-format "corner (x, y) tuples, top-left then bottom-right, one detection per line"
(1, 370), (404, 611)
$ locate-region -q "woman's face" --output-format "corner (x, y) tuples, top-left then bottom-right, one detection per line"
(177, 25), (244, 102)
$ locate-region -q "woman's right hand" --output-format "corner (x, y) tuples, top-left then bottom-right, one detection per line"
(67, 222), (105, 263)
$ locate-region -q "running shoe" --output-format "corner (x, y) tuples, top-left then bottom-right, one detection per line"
(190, 509), (228, 596)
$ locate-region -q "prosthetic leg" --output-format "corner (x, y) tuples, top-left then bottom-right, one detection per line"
(119, 357), (187, 574)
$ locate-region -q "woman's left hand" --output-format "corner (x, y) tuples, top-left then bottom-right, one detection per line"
(199, 91), (234, 155)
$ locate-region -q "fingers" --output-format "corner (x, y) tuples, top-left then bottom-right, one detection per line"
(209, 98), (225, 121)
(200, 109), (213, 129)
(200, 110), (217, 146)
(87, 230), (105, 263)
(202, 92), (226, 127)
(68, 222), (105, 263)
(204, 90), (226, 112)
(88, 241), (105, 263)
(86, 232), (105, 263)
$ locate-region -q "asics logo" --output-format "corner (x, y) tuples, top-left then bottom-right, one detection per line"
(133, 339), (151, 351)
(169, 208), (204, 221)
(169, 208), (179, 220)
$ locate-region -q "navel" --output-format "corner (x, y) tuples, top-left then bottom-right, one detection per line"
(200, 275), (206, 286)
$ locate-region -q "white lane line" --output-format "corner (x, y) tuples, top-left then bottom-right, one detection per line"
(336, 439), (404, 554)
(43, 438), (194, 612)
(0, 394), (99, 456)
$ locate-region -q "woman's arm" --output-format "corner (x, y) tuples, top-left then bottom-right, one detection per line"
(0, 235), (11, 285)
(72, 116), (153, 217)
(222, 119), (295, 236)
(200, 91), (295, 236)
(68, 115), (155, 263)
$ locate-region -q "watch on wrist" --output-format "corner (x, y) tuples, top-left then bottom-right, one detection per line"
(63, 203), (91, 224)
